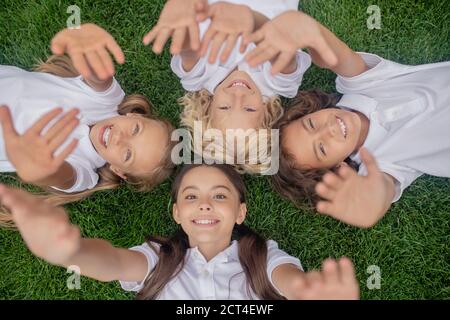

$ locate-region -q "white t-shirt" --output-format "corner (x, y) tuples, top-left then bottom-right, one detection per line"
(0, 65), (125, 193)
(171, 0), (311, 98)
(335, 53), (450, 202)
(120, 239), (303, 299)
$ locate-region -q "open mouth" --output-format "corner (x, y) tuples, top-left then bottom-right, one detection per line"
(192, 218), (220, 226)
(336, 116), (347, 138)
(227, 79), (251, 90)
(98, 125), (112, 148)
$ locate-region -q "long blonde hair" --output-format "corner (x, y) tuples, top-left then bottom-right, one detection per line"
(179, 90), (283, 174)
(0, 55), (176, 228)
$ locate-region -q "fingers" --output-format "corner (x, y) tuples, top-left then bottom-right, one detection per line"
(69, 51), (92, 79)
(152, 28), (172, 54)
(220, 34), (238, 63)
(143, 27), (160, 46)
(338, 257), (357, 285)
(54, 139), (78, 165)
(97, 47), (115, 77)
(0, 105), (18, 139)
(315, 182), (336, 201)
(246, 43), (277, 68)
(322, 258), (340, 283)
(51, 36), (66, 55)
(44, 108), (79, 142)
(29, 108), (63, 135)
(271, 52), (295, 75)
(359, 148), (380, 176)
(316, 200), (334, 216)
(199, 27), (217, 57)
(243, 29), (264, 48)
(188, 23), (201, 51)
(0, 184), (36, 217)
(105, 38), (125, 64)
(170, 27), (187, 55)
(207, 33), (226, 64)
(48, 119), (79, 152)
(85, 51), (109, 80)
(337, 164), (355, 180)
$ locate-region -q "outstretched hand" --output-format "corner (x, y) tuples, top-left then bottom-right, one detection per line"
(143, 0), (208, 55)
(294, 257), (359, 300)
(244, 11), (337, 74)
(315, 148), (394, 228)
(0, 105), (79, 184)
(51, 23), (125, 80)
(0, 184), (81, 266)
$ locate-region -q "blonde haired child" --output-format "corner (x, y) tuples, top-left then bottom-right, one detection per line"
(143, 1), (331, 173)
(0, 164), (359, 300)
(0, 23), (176, 227)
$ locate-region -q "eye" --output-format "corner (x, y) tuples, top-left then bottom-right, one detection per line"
(244, 106), (256, 112)
(319, 143), (326, 156)
(308, 118), (315, 129)
(219, 105), (230, 110)
(214, 194), (227, 200)
(125, 149), (132, 162)
(133, 124), (139, 135)
(185, 194), (197, 200)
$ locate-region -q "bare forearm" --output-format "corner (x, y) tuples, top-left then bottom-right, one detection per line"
(272, 264), (305, 299)
(252, 10), (269, 30)
(309, 24), (368, 77)
(60, 238), (146, 282)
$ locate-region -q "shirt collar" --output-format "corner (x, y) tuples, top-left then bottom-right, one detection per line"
(188, 240), (239, 265)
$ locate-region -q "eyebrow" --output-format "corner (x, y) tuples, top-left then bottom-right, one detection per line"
(181, 185), (232, 193)
(301, 119), (321, 162)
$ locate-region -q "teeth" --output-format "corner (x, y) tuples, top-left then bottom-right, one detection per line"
(231, 81), (249, 89)
(337, 117), (347, 138)
(193, 219), (218, 225)
(103, 127), (111, 147)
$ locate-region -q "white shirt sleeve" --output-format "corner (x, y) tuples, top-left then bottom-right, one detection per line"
(119, 242), (160, 292)
(75, 76), (125, 108)
(262, 50), (312, 98)
(50, 157), (99, 194)
(335, 52), (410, 94)
(170, 54), (208, 92)
(265, 240), (303, 296)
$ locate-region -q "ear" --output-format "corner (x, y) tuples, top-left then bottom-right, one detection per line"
(236, 203), (247, 225)
(109, 165), (127, 180)
(172, 204), (181, 224)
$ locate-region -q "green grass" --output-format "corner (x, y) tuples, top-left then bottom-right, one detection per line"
(0, 0), (449, 300)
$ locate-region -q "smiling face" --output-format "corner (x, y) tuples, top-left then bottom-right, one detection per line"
(172, 166), (246, 249)
(210, 70), (265, 131)
(282, 108), (367, 169)
(89, 114), (169, 179)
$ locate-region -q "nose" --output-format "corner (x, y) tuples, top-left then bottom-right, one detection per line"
(199, 203), (212, 211)
(111, 128), (125, 146)
(323, 114), (338, 137)
(232, 91), (245, 108)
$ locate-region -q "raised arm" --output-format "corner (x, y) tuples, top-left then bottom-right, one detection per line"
(272, 257), (360, 300)
(0, 184), (147, 283)
(51, 23), (125, 91)
(244, 11), (368, 76)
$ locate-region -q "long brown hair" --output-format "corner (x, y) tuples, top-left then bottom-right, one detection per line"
(136, 164), (285, 300)
(0, 55), (176, 228)
(271, 90), (358, 208)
